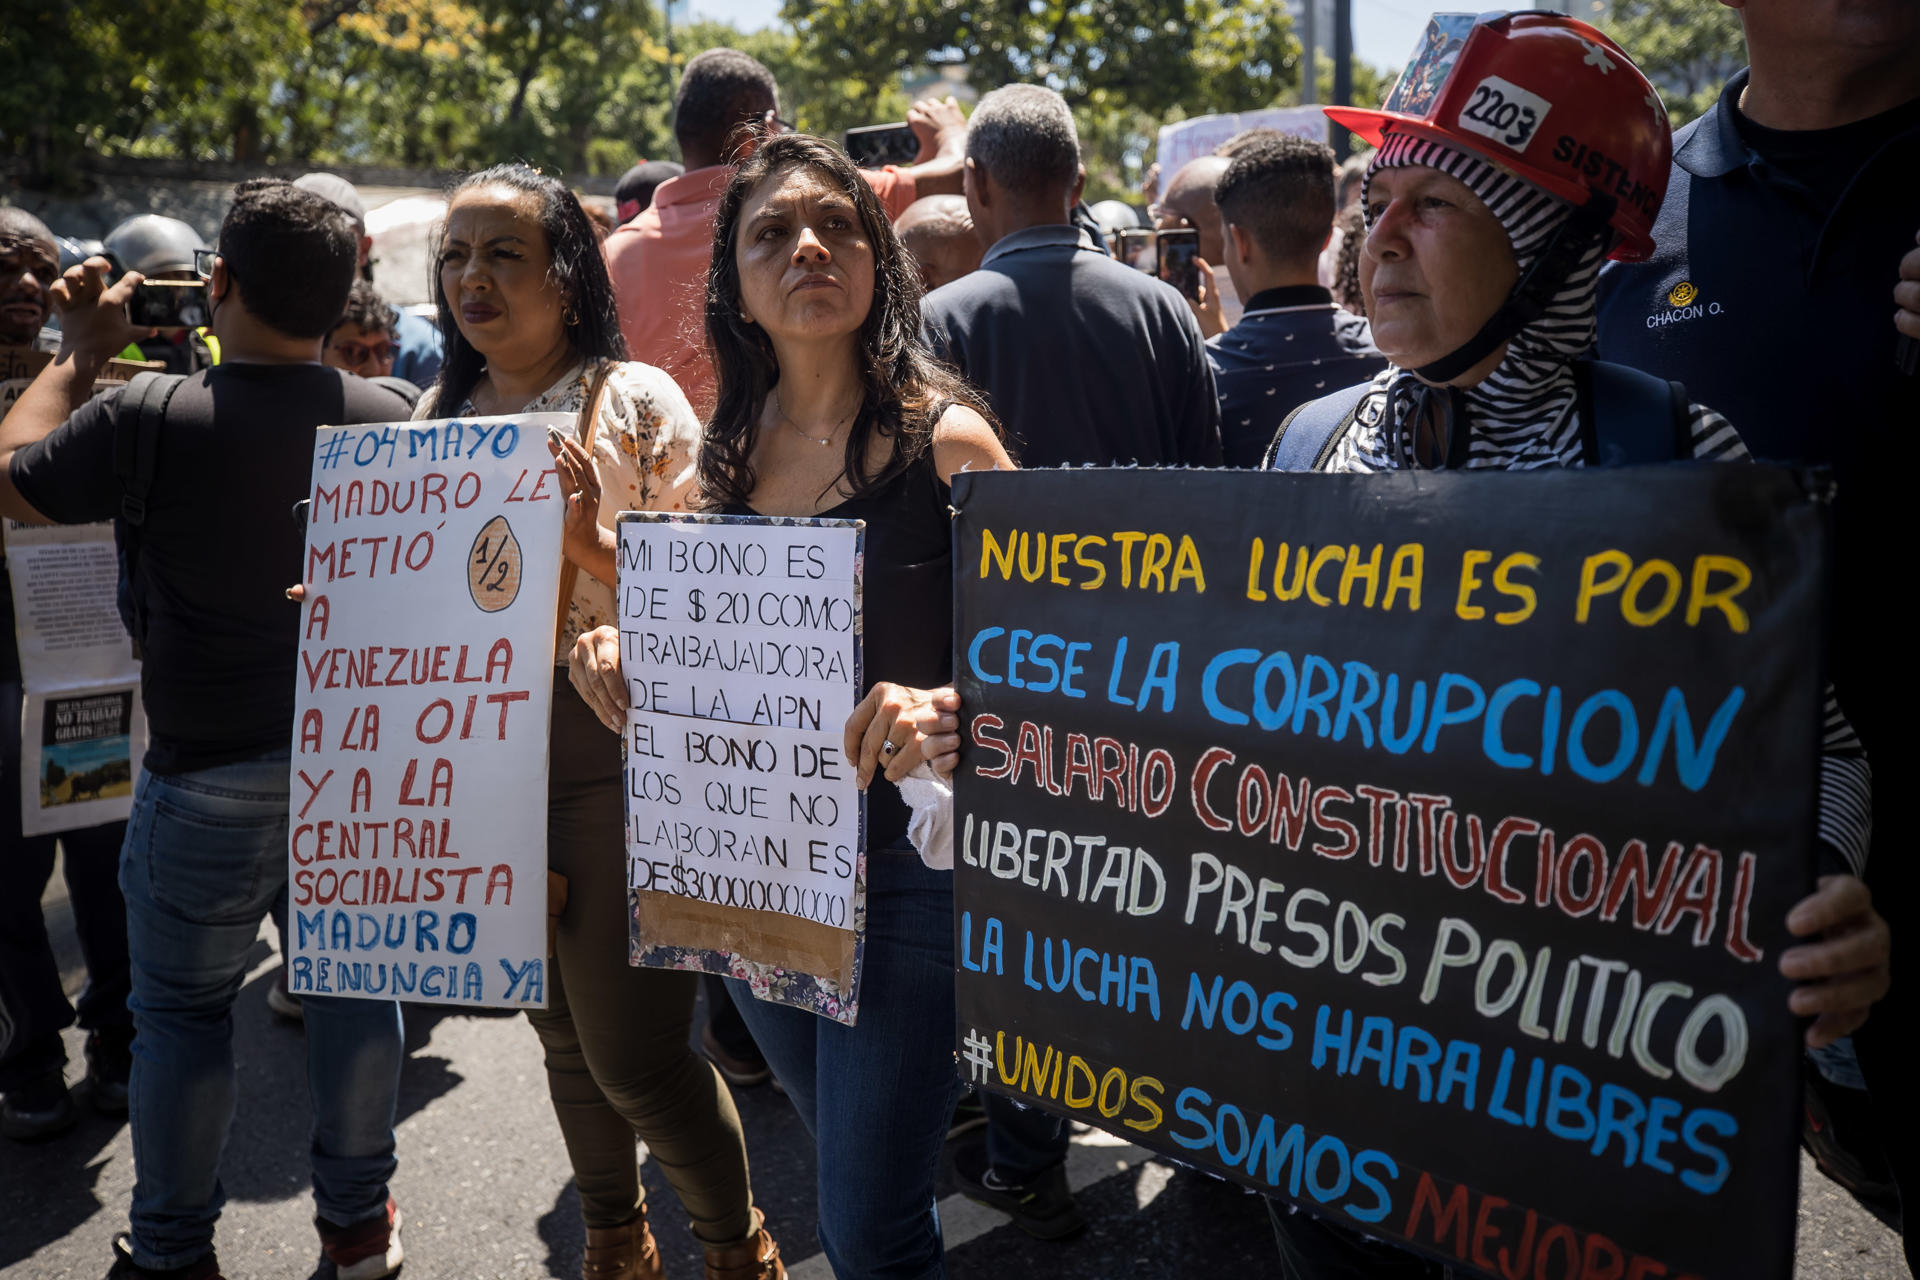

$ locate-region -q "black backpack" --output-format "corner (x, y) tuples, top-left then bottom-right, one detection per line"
(1263, 359), (1692, 472)
(112, 370), (422, 653)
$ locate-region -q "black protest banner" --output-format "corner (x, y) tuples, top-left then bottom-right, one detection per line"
(951, 466), (1826, 1280)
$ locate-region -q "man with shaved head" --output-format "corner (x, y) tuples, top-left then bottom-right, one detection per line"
(1157, 153), (1241, 330)
(895, 195), (982, 292)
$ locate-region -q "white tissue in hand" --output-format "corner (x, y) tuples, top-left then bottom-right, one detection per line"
(896, 763), (954, 871)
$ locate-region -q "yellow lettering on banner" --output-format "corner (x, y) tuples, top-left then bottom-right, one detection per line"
(1306, 544), (1345, 606)
(1687, 555), (1751, 633)
(1384, 544), (1424, 611)
(1575, 550), (1633, 622)
(1018, 532), (1045, 582)
(1491, 553), (1540, 624)
(1050, 535), (1072, 586)
(1340, 543), (1381, 607)
(1075, 536), (1108, 590)
(1578, 551), (1751, 631)
(1141, 534), (1173, 592)
(1171, 535), (1206, 594)
(982, 529), (1017, 579)
(1245, 539), (1268, 602)
(1064, 1056), (1098, 1110)
(1622, 559), (1683, 627)
(1273, 543), (1310, 601)
(1113, 532), (1147, 587)
(1456, 550), (1492, 621)
(1128, 1076), (1165, 1132)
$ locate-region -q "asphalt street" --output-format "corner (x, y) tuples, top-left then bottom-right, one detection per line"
(2, 872), (1910, 1280)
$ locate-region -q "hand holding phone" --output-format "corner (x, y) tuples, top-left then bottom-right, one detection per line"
(49, 256), (150, 358)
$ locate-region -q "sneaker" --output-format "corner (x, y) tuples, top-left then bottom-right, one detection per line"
(318, 1198), (404, 1280)
(953, 1141), (1085, 1240)
(700, 1021), (770, 1088)
(2, 1070), (77, 1142)
(106, 1234), (224, 1279)
(946, 1092), (987, 1141)
(86, 1028), (133, 1115)
(267, 966), (305, 1021)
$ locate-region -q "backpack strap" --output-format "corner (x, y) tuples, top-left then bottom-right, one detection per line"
(1577, 359), (1693, 466)
(113, 371), (184, 654)
(1263, 380), (1375, 472)
(114, 371), (183, 527)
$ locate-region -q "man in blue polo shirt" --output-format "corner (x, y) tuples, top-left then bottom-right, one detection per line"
(1596, 0), (1918, 1255)
(1205, 135), (1384, 467)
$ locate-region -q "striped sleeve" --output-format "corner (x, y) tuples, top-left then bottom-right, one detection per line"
(1684, 403), (1747, 462)
(1818, 701), (1874, 876)
(1687, 401), (1873, 875)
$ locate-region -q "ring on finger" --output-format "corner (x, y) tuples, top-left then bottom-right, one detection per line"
(880, 739), (899, 757)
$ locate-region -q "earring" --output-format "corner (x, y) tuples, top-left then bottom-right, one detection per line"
(563, 303), (579, 325)
(740, 312), (754, 325)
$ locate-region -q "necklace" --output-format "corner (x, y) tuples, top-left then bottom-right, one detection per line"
(772, 387), (858, 447)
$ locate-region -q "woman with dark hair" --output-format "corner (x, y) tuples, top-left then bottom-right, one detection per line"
(426, 162), (784, 1280)
(568, 134), (1013, 1279)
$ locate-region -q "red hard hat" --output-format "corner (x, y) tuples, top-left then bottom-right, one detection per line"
(1325, 12), (1672, 262)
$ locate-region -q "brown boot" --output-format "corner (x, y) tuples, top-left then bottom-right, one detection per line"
(703, 1208), (785, 1280)
(583, 1208), (664, 1280)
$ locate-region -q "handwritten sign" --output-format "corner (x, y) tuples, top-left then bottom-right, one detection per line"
(1156, 107), (1330, 178)
(952, 467), (1821, 1280)
(619, 511), (867, 1024)
(4, 347), (156, 836)
(288, 414), (568, 1008)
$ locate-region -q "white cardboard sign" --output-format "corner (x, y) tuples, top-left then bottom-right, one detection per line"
(287, 414), (567, 1008)
(619, 512), (865, 931)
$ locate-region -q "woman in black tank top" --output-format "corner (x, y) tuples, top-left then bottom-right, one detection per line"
(572, 135), (1012, 1279)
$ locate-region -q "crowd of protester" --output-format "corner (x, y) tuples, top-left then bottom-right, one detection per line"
(2, 4), (1918, 1279)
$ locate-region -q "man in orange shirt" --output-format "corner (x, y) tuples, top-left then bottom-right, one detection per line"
(605, 47), (967, 417)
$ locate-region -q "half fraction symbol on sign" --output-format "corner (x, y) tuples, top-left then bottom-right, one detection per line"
(469, 514), (524, 612)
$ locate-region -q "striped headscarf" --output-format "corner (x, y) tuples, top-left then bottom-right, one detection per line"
(1347, 129), (1611, 471)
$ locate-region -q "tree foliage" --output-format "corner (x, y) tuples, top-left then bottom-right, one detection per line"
(4, 0), (1416, 197)
(1604, 0), (1746, 126)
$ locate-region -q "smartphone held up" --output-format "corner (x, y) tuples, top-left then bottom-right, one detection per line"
(126, 280), (210, 331)
(843, 123), (920, 168)
(1154, 228), (1201, 302)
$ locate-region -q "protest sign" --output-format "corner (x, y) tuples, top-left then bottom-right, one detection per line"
(618, 511), (866, 1025)
(6, 517), (144, 835)
(288, 414), (568, 1009)
(952, 466), (1823, 1280)
(1156, 107), (1329, 178)
(4, 348), (158, 836)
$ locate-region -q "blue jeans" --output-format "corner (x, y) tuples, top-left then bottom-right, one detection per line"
(119, 752), (404, 1270)
(983, 1092), (1069, 1181)
(726, 851), (965, 1280)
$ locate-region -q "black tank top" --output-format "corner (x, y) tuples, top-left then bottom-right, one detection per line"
(724, 449), (952, 851)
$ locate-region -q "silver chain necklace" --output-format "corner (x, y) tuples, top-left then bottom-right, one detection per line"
(772, 387), (858, 447)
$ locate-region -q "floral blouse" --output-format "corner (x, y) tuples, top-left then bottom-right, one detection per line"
(419, 358), (701, 657)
